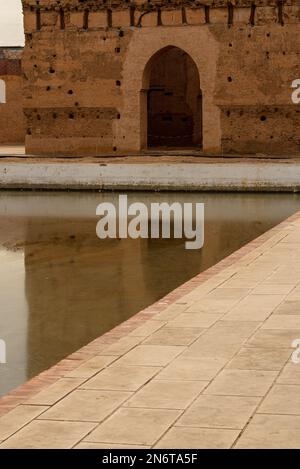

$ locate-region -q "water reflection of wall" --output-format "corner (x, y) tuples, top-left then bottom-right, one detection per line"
(140, 215), (265, 297)
(0, 250), (28, 396)
(23, 217), (151, 379)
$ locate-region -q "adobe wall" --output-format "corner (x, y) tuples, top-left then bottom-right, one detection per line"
(21, 1), (300, 156)
(0, 48), (25, 145)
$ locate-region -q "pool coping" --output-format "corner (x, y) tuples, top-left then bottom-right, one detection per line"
(2, 161), (300, 191)
(0, 209), (299, 417)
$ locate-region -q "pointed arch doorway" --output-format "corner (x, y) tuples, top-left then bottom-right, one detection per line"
(142, 46), (202, 149)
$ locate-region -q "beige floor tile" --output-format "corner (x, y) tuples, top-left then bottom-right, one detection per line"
(74, 442), (150, 449)
(266, 277), (300, 286)
(39, 389), (131, 422)
(223, 295), (285, 322)
(246, 329), (300, 349)
(227, 347), (291, 371)
(129, 320), (165, 338)
(281, 233), (300, 244)
(168, 312), (223, 328)
(80, 365), (160, 391)
(143, 327), (204, 346)
(177, 395), (259, 429)
(100, 336), (142, 356)
(0, 420), (96, 449)
(186, 299), (236, 314)
(210, 321), (261, 338)
(234, 271), (274, 282)
(156, 357), (227, 381)
(221, 278), (260, 289)
(154, 427), (239, 449)
(86, 407), (180, 446)
(116, 345), (184, 367)
(65, 356), (116, 378)
(286, 287), (300, 300)
(125, 380), (207, 410)
(26, 378), (84, 405)
(235, 414), (300, 448)
(152, 303), (188, 321)
(252, 284), (294, 295)
(223, 310), (270, 323)
(205, 288), (250, 300)
(264, 270), (300, 286)
(277, 363), (300, 384)
(0, 405), (48, 441)
(281, 232), (300, 243)
(184, 281), (221, 299)
(184, 290), (213, 304)
(182, 322), (259, 361)
(262, 315), (300, 330)
(258, 384), (300, 415)
(204, 369), (277, 397)
(274, 301), (300, 315)
(183, 329), (246, 360)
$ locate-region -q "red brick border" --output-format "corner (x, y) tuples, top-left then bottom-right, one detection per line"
(0, 210), (299, 417)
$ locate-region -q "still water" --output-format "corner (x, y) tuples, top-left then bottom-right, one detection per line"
(0, 191), (299, 397)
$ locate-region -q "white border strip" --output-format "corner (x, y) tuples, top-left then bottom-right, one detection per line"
(0, 162), (300, 191)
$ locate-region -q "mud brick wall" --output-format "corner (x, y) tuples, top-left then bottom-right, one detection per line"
(0, 48), (25, 145)
(21, 1), (300, 156)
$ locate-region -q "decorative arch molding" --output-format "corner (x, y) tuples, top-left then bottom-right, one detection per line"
(116, 27), (221, 153)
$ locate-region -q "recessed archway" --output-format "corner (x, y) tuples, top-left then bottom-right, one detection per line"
(117, 28), (221, 153)
(142, 46), (202, 149)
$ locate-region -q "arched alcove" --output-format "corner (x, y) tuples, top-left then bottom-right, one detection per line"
(142, 46), (202, 149)
(117, 28), (221, 153)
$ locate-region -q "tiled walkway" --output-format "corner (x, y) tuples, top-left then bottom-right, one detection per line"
(1, 213), (300, 448)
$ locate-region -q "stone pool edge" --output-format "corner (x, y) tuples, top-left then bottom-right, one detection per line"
(2, 161), (300, 191)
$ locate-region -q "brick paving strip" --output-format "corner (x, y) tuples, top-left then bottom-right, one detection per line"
(1, 211), (300, 448)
